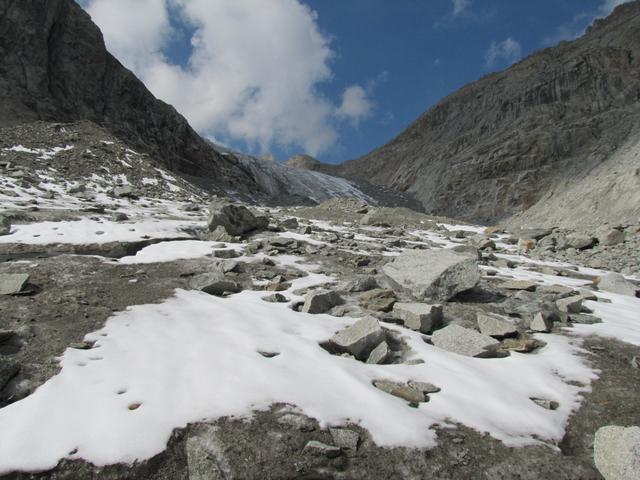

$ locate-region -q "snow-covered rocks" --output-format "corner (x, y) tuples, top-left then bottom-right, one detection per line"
(594, 425), (640, 480)
(329, 316), (385, 360)
(393, 303), (443, 333)
(430, 324), (500, 358)
(207, 198), (268, 237)
(382, 249), (480, 301)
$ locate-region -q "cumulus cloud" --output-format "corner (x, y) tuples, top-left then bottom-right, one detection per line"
(451, 0), (471, 17)
(83, 0), (372, 156)
(484, 37), (522, 70)
(336, 85), (373, 126)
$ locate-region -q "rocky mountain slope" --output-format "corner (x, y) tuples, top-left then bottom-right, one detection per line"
(0, 0), (380, 206)
(291, 2), (640, 229)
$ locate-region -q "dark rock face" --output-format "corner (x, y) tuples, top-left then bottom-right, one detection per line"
(0, 0), (257, 193)
(328, 2), (640, 225)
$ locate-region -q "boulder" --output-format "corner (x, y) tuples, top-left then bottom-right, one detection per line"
(0, 273), (30, 295)
(186, 425), (232, 480)
(207, 198), (268, 236)
(598, 273), (638, 297)
(190, 272), (240, 297)
(281, 218), (299, 229)
(112, 185), (135, 198)
(329, 316), (384, 360)
(393, 303), (443, 333)
(467, 234), (495, 250)
(556, 296), (583, 313)
(499, 280), (537, 291)
(383, 250), (480, 302)
(431, 324), (500, 358)
(594, 425), (640, 480)
(358, 288), (396, 312)
(344, 276), (379, 292)
(529, 312), (553, 333)
(366, 341), (389, 364)
(562, 234), (596, 250)
(0, 215), (11, 236)
(329, 428), (359, 456)
(598, 228), (625, 246)
(372, 380), (426, 404)
(477, 313), (517, 338)
(302, 290), (344, 314)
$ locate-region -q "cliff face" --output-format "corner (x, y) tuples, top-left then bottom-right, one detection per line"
(330, 2), (640, 226)
(0, 0), (258, 193)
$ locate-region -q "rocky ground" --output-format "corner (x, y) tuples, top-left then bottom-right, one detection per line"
(1, 143), (639, 479)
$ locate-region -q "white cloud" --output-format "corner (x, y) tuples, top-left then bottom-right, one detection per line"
(451, 0), (471, 16)
(336, 85), (373, 126)
(598, 0), (633, 15)
(484, 37), (522, 70)
(84, 0), (371, 156)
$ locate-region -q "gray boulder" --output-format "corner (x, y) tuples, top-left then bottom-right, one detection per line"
(530, 312), (553, 333)
(597, 228), (625, 246)
(344, 276), (379, 292)
(0, 273), (30, 295)
(556, 296), (584, 313)
(383, 249), (480, 301)
(594, 425), (640, 480)
(477, 313), (518, 338)
(431, 324), (500, 358)
(598, 273), (638, 297)
(207, 198), (268, 236)
(329, 428), (359, 456)
(302, 290), (344, 314)
(372, 380), (426, 404)
(393, 302), (443, 333)
(186, 425), (232, 480)
(190, 272), (240, 297)
(562, 234), (596, 250)
(366, 341), (389, 364)
(329, 316), (384, 360)
(0, 215), (11, 236)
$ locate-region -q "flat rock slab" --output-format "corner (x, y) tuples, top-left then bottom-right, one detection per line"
(393, 302), (443, 333)
(431, 324), (500, 358)
(383, 249), (480, 301)
(477, 313), (517, 338)
(594, 425), (640, 480)
(330, 316), (384, 360)
(0, 273), (30, 295)
(373, 380), (426, 404)
(499, 280), (537, 291)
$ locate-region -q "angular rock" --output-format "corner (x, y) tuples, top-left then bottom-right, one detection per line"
(393, 302), (443, 333)
(302, 440), (341, 458)
(358, 288), (396, 313)
(556, 296), (583, 313)
(329, 428), (359, 456)
(431, 324), (500, 358)
(562, 234), (596, 250)
(529, 312), (553, 333)
(598, 228), (625, 246)
(112, 185), (135, 198)
(407, 381), (441, 394)
(330, 316), (384, 360)
(383, 249), (480, 301)
(499, 280), (537, 291)
(501, 337), (544, 353)
(281, 218), (299, 229)
(261, 293), (288, 303)
(302, 290), (344, 314)
(208, 226), (237, 243)
(0, 273), (30, 295)
(366, 341), (389, 364)
(0, 215), (11, 236)
(598, 272), (638, 297)
(373, 380), (426, 404)
(212, 249), (240, 259)
(186, 425), (232, 480)
(477, 313), (518, 338)
(190, 272), (240, 296)
(467, 234), (495, 250)
(207, 198), (268, 236)
(594, 425), (640, 480)
(531, 398), (559, 410)
(570, 314), (602, 325)
(344, 276), (379, 292)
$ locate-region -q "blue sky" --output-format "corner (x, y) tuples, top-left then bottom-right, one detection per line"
(83, 0), (628, 164)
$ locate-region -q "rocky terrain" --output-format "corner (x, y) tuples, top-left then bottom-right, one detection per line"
(0, 1), (639, 479)
(1, 148), (639, 477)
(288, 2), (640, 229)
